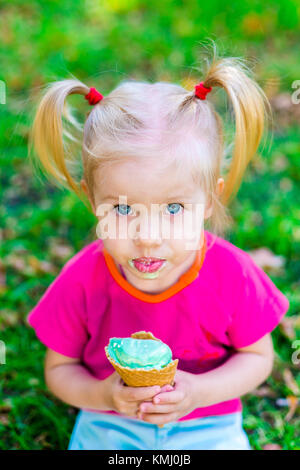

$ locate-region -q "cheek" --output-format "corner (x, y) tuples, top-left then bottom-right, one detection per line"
(161, 214), (184, 239)
(96, 212), (134, 241)
(164, 215), (202, 250)
(166, 239), (187, 260)
(103, 239), (131, 259)
(167, 212), (204, 238)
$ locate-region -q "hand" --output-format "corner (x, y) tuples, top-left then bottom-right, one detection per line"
(101, 371), (170, 418)
(137, 369), (202, 426)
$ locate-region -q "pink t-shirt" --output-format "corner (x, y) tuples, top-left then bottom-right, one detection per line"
(27, 230), (290, 421)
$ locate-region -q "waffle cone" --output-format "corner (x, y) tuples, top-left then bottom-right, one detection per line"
(105, 331), (178, 428)
(105, 331), (178, 387)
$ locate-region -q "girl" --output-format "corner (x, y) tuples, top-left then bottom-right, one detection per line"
(27, 46), (289, 450)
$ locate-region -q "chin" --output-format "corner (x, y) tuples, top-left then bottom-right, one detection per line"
(134, 280), (164, 295)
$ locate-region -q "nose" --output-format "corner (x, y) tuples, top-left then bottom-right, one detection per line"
(132, 211), (162, 248)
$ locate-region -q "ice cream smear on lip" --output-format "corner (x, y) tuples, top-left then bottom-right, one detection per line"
(128, 257), (167, 278)
(107, 337), (172, 370)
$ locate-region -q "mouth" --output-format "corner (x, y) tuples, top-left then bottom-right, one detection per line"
(129, 257), (166, 274)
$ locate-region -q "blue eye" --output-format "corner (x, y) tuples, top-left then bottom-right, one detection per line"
(166, 203), (184, 215)
(114, 204), (132, 216)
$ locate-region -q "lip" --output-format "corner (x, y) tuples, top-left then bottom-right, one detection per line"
(133, 257), (166, 263)
(129, 257), (167, 275)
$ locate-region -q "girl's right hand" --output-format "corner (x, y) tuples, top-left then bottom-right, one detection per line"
(101, 371), (171, 418)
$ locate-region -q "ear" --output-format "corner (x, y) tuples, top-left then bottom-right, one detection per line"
(216, 177), (224, 197)
(204, 178), (224, 220)
(81, 179), (96, 214)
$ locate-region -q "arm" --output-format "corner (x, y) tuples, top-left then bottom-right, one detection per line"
(44, 348), (168, 417)
(44, 348), (112, 411)
(195, 333), (274, 407)
(136, 334), (275, 425)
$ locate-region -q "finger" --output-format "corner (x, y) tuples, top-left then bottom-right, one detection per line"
(141, 412), (178, 425)
(139, 389), (176, 410)
(137, 385), (172, 405)
(152, 390), (184, 405)
(124, 385), (161, 402)
(139, 402), (175, 414)
(158, 385), (174, 394)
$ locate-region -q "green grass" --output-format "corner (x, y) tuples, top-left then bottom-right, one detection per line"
(0, 0), (299, 450)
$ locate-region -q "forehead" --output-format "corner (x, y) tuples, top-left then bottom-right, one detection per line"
(93, 160), (202, 202)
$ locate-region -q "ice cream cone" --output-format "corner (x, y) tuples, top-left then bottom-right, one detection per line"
(105, 331), (178, 428)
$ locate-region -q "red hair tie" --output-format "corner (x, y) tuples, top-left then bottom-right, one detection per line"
(194, 82), (212, 100)
(85, 87), (104, 105)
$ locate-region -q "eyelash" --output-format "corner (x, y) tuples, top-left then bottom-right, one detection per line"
(113, 203), (185, 216)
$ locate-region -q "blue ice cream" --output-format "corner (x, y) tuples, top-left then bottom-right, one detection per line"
(107, 337), (172, 370)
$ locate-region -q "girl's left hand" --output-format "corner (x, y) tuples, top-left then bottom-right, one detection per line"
(137, 369), (201, 426)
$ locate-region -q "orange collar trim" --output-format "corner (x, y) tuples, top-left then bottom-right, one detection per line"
(103, 233), (207, 304)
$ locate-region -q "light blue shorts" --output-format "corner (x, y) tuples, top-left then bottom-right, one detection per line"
(68, 410), (251, 450)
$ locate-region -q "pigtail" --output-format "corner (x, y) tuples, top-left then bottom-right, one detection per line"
(201, 46), (273, 205)
(28, 79), (90, 198)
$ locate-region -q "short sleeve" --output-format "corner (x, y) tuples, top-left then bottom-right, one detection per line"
(27, 266), (88, 358)
(227, 253), (290, 348)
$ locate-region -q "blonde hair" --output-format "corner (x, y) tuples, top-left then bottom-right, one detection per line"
(29, 42), (272, 238)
